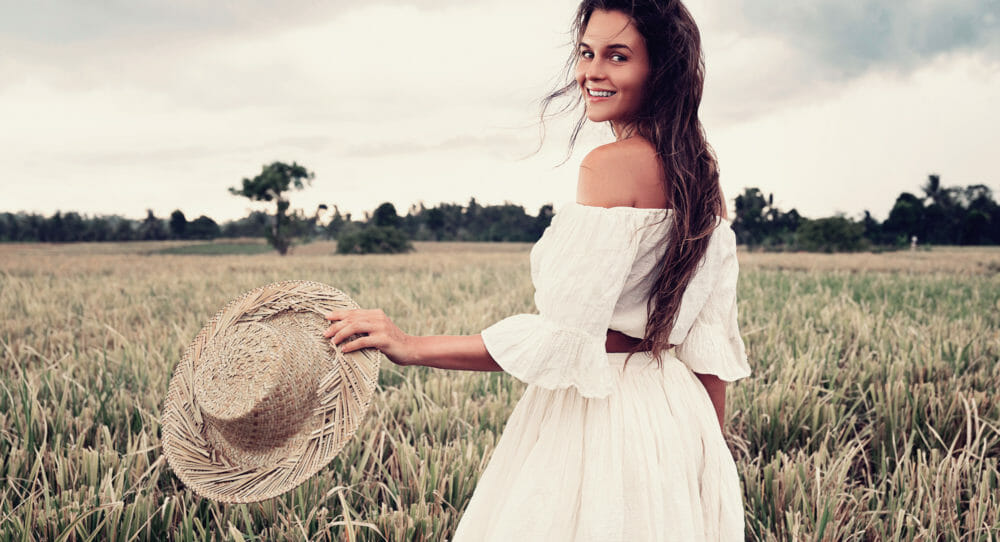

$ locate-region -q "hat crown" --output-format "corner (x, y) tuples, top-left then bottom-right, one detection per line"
(194, 316), (320, 452)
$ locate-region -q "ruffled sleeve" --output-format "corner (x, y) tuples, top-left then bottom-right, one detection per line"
(670, 222), (751, 382)
(480, 204), (662, 398)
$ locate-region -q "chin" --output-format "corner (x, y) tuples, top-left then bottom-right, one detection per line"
(585, 109), (612, 123)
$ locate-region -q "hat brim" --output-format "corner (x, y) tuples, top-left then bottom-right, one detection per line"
(161, 280), (381, 503)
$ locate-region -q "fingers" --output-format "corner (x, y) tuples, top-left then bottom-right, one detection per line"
(340, 335), (378, 353)
(322, 308), (399, 356)
(322, 320), (342, 339)
(323, 309), (367, 338)
(328, 321), (365, 345)
(325, 309), (351, 321)
(323, 312), (383, 345)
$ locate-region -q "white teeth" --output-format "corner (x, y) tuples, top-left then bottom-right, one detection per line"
(588, 89), (615, 97)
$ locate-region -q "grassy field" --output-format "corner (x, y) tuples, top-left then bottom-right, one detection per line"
(1, 241), (999, 541)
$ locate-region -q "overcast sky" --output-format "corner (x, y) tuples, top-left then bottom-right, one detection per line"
(2, 0), (998, 222)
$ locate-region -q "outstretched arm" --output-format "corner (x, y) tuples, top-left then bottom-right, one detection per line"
(323, 309), (502, 372)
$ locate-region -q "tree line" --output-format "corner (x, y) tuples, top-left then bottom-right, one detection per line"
(0, 200), (553, 245)
(0, 210), (224, 243)
(732, 175), (1000, 252)
(2, 164), (996, 253)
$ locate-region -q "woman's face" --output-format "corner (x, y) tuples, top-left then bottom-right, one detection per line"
(575, 9), (650, 129)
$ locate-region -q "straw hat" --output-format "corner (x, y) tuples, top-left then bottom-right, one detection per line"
(161, 280), (381, 503)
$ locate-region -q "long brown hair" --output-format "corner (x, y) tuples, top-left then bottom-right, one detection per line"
(541, 0), (724, 356)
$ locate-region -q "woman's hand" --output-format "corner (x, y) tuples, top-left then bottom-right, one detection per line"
(323, 309), (416, 366)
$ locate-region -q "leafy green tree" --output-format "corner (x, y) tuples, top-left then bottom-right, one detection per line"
(138, 210), (167, 241)
(732, 188), (800, 248)
(919, 174), (965, 244)
(229, 161), (314, 255)
(86, 216), (111, 242)
(796, 216), (868, 252)
(733, 188), (770, 246)
(169, 210), (188, 239)
(861, 210), (882, 244)
(62, 212), (85, 242)
(337, 226), (413, 254)
(111, 216), (135, 241)
(961, 185), (1000, 244)
(478, 203), (537, 241)
(220, 211), (270, 238)
(325, 206), (346, 238)
(187, 216), (221, 240)
(310, 204), (328, 239)
(425, 208), (446, 240)
(0, 213), (11, 241)
(883, 192), (925, 245)
(337, 202), (413, 253)
(44, 211), (66, 242)
(921, 174), (944, 206)
(400, 204), (423, 237)
(372, 202), (402, 228)
(534, 204), (555, 239)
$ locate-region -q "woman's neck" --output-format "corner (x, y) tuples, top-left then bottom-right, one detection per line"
(611, 120), (640, 141)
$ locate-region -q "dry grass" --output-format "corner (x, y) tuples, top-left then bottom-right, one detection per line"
(739, 246), (1000, 275)
(1, 242), (998, 540)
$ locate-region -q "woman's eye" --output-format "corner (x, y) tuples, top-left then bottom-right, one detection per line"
(579, 50), (594, 59)
(611, 53), (627, 62)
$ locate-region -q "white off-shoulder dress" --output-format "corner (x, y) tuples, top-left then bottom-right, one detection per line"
(452, 202), (752, 542)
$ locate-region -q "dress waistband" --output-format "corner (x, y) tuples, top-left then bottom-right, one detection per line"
(606, 349), (683, 370)
(605, 329), (644, 353)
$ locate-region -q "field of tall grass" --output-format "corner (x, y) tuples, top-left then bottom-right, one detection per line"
(1, 241), (999, 541)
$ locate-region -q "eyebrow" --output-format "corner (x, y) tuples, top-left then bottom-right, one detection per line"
(578, 41), (634, 53)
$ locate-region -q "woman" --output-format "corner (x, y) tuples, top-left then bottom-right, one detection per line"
(324, 0), (751, 539)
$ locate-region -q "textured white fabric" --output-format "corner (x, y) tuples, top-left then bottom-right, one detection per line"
(481, 202), (751, 393)
(458, 202), (750, 541)
(481, 203), (669, 398)
(452, 353), (745, 542)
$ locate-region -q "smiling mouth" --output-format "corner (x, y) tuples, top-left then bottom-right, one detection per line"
(587, 89), (616, 97)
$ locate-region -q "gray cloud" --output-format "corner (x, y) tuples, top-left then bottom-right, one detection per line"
(696, 0), (1000, 124)
(0, 0), (485, 45)
(722, 0), (1000, 78)
(0, 1), (356, 44)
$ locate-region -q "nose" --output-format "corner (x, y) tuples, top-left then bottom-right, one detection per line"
(585, 58), (607, 82)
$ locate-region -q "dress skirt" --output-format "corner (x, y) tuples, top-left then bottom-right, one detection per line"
(451, 351), (746, 542)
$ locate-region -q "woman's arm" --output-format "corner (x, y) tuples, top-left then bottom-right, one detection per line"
(323, 309), (502, 372)
(694, 372), (726, 431)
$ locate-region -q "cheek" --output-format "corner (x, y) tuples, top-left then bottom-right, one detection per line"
(625, 68), (649, 92)
(624, 70), (650, 104)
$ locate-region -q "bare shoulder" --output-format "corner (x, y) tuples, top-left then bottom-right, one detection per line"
(577, 137), (667, 209)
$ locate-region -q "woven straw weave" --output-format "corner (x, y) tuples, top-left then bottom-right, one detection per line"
(161, 280), (381, 503)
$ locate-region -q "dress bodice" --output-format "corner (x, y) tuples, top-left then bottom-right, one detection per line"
(529, 203), (673, 340)
(481, 201), (751, 398)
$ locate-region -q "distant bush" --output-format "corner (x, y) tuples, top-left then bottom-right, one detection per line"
(187, 216), (221, 240)
(336, 226), (413, 254)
